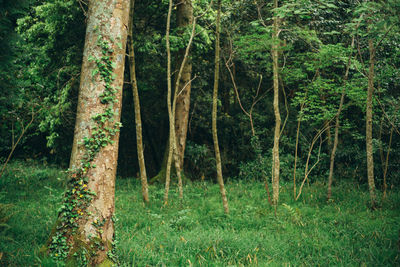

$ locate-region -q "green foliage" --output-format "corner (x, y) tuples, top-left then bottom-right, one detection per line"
(0, 202), (14, 249)
(0, 161), (65, 266)
(184, 141), (215, 180)
(1, 0), (400, 216)
(97, 179), (400, 266)
(1, 162), (400, 266)
(239, 156), (269, 181)
(0, 0), (85, 164)
(1, 0), (400, 263)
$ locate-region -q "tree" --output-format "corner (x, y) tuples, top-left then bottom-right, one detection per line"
(128, 0), (149, 203)
(212, 0), (229, 214)
(357, 0), (400, 208)
(327, 20), (360, 201)
(165, 0), (199, 202)
(271, 0), (281, 205)
(366, 36), (377, 208)
(46, 0), (130, 264)
(152, 0), (194, 195)
(174, 0), (194, 170)
(164, 0), (184, 202)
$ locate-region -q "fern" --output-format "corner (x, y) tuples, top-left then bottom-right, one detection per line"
(282, 203), (304, 226)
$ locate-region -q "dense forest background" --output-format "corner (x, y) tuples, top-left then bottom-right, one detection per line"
(1, 0), (399, 187)
(1, 0), (400, 265)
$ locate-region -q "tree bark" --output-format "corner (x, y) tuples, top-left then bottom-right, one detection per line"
(174, 0), (193, 169)
(213, 0), (229, 214)
(293, 113), (301, 199)
(271, 0), (281, 205)
(165, 1), (198, 201)
(366, 38), (376, 208)
(383, 125), (394, 200)
(164, 0), (174, 204)
(165, 0), (186, 202)
(154, 0), (193, 186)
(52, 0), (130, 264)
(128, 0), (149, 203)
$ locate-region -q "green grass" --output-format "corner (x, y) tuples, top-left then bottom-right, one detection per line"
(0, 161), (399, 266)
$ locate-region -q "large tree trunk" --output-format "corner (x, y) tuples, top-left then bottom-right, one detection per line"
(174, 0), (193, 169)
(128, 0), (149, 203)
(271, 0), (281, 205)
(213, 0), (229, 214)
(366, 38), (376, 208)
(50, 0), (130, 265)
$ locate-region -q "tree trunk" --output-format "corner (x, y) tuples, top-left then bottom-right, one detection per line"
(174, 0), (193, 169)
(325, 120), (332, 154)
(271, 0), (281, 205)
(152, 0), (193, 189)
(366, 38), (376, 208)
(50, 0), (130, 265)
(164, 0), (174, 204)
(213, 0), (229, 214)
(383, 125), (394, 200)
(327, 34), (355, 201)
(128, 0), (149, 203)
(293, 114), (301, 199)
(165, 0), (185, 201)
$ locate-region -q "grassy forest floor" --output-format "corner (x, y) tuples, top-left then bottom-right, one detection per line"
(0, 161), (399, 266)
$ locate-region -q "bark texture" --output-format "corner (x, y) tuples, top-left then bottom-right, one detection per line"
(366, 38), (376, 207)
(66, 0), (130, 264)
(212, 0), (229, 214)
(128, 0), (149, 203)
(174, 0), (193, 168)
(271, 0), (281, 205)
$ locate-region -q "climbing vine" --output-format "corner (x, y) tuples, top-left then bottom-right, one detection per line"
(48, 33), (121, 265)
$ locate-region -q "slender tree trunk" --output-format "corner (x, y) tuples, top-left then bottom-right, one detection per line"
(165, 1), (186, 202)
(271, 0), (281, 205)
(325, 120), (332, 154)
(164, 2), (197, 202)
(379, 118), (385, 172)
(128, 0), (149, 203)
(0, 107), (37, 179)
(174, 0), (193, 169)
(213, 0), (229, 214)
(327, 35), (356, 200)
(296, 126), (327, 201)
(52, 0), (130, 264)
(168, 2), (198, 200)
(383, 126), (393, 199)
(164, 0), (174, 204)
(293, 114), (301, 199)
(366, 38), (376, 208)
(153, 0), (193, 185)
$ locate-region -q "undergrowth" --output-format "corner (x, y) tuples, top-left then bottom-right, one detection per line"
(0, 161), (399, 266)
